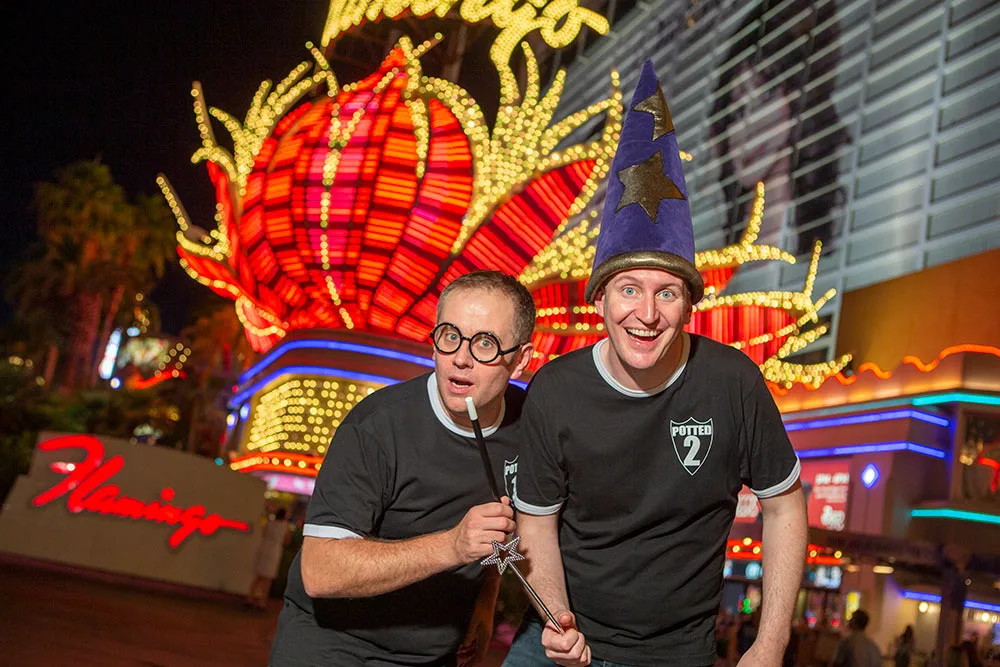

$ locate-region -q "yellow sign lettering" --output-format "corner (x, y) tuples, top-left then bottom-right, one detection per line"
(321, 0), (610, 88)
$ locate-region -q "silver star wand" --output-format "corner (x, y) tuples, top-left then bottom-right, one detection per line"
(465, 397), (564, 634)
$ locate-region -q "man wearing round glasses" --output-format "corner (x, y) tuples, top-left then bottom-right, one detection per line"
(430, 321), (528, 424)
(271, 270), (535, 667)
(431, 323), (526, 364)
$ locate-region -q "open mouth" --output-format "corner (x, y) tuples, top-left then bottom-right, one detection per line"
(449, 378), (474, 392)
(626, 328), (662, 342)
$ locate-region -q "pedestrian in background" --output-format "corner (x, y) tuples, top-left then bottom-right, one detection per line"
(247, 508), (291, 610)
(895, 625), (915, 667)
(832, 610), (881, 667)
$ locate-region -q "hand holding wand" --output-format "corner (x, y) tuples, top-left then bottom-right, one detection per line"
(465, 397), (564, 634)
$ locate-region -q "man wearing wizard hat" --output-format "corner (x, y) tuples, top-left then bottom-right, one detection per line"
(505, 61), (807, 667)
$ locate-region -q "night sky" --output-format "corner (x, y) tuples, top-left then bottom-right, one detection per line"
(3, 1), (333, 333)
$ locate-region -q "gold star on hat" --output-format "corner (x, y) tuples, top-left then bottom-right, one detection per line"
(615, 150), (685, 223)
(632, 84), (674, 141)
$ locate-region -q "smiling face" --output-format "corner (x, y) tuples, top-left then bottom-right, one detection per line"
(594, 268), (692, 391)
(433, 286), (533, 428)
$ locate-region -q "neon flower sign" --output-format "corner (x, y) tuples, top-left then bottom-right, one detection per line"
(159, 5), (848, 391)
(157, 38), (621, 356)
(32, 435), (251, 548)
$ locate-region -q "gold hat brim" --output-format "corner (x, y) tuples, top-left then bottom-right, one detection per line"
(584, 251), (705, 304)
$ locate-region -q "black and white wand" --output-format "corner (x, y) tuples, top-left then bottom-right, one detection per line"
(465, 397), (564, 634)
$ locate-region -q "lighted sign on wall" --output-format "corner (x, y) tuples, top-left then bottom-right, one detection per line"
(811, 565), (843, 589)
(0, 432), (265, 596)
(321, 0), (610, 98)
(805, 461), (850, 531)
(32, 435), (251, 548)
(736, 459), (850, 531)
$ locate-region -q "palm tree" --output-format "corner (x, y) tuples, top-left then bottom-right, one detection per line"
(5, 248), (76, 385)
(86, 193), (176, 388)
(33, 160), (131, 389)
(23, 159), (176, 391)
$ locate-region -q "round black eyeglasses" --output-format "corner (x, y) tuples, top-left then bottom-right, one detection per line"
(430, 323), (523, 364)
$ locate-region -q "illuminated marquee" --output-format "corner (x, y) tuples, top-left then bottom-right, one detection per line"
(33, 435), (251, 548)
(321, 0), (610, 97)
(158, 37), (622, 354)
(735, 459), (851, 530)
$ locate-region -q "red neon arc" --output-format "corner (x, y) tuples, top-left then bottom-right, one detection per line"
(32, 435), (251, 548)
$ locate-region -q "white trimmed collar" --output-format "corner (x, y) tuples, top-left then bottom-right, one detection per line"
(592, 331), (690, 397)
(426, 373), (505, 437)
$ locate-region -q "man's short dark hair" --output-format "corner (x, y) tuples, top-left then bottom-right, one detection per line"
(849, 609), (870, 631)
(437, 271), (536, 345)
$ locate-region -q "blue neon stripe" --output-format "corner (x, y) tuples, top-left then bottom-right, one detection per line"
(796, 441), (947, 460)
(910, 508), (1000, 525)
(906, 443), (950, 458)
(229, 365), (527, 408)
(240, 339), (434, 384)
(903, 592), (1000, 613)
(230, 366), (402, 407)
(784, 409), (950, 431)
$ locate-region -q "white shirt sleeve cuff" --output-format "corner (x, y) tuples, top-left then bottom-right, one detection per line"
(751, 457), (801, 499)
(303, 524), (363, 539)
(513, 492), (563, 516)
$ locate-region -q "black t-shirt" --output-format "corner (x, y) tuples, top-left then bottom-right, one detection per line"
(514, 333), (799, 667)
(270, 373), (523, 667)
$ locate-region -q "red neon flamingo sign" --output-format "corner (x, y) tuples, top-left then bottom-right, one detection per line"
(32, 435), (251, 548)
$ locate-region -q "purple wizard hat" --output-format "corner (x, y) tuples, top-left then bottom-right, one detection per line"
(584, 60), (704, 304)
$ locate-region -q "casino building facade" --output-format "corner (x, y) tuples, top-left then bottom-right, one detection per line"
(725, 252), (1000, 656)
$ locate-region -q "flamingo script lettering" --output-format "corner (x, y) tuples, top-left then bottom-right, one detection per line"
(32, 435), (251, 548)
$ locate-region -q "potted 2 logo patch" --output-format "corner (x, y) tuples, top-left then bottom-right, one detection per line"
(503, 457), (518, 498)
(670, 418), (714, 475)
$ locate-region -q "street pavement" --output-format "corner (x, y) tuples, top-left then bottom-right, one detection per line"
(0, 558), (509, 666)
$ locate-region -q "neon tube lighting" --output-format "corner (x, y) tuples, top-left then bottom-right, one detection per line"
(797, 441), (947, 460)
(781, 398), (913, 421)
(230, 365), (526, 408)
(903, 592), (1000, 613)
(912, 392), (1000, 407)
(784, 409), (950, 431)
(910, 508), (1000, 525)
(239, 339), (434, 384)
(861, 464), (880, 489)
(783, 393), (1000, 422)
